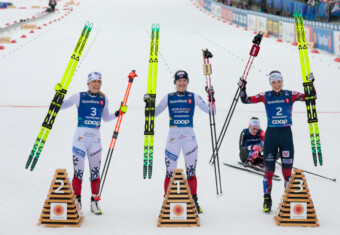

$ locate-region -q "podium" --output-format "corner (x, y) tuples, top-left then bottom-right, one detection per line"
(274, 169), (319, 227)
(158, 169), (200, 227)
(38, 169), (83, 227)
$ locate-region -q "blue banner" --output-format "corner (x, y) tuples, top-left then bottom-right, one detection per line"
(232, 10), (247, 28)
(0, 2), (11, 8)
(204, 0), (212, 11)
(312, 28), (334, 53)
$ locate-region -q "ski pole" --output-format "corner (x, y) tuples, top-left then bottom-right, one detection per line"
(95, 70), (138, 201)
(202, 48), (222, 196)
(210, 32), (264, 164)
(277, 162), (335, 182)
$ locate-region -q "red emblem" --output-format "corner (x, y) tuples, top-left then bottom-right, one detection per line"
(285, 98), (290, 104)
(187, 99), (192, 104)
(100, 100), (104, 106)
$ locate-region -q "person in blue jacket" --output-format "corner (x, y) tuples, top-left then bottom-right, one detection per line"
(239, 70), (315, 213)
(239, 117), (265, 167)
(58, 72), (126, 215)
(144, 70), (215, 214)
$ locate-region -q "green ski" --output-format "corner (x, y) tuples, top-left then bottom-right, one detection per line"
(294, 10), (322, 166)
(25, 22), (93, 171)
(143, 23), (160, 179)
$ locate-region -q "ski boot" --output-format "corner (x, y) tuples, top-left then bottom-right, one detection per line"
(75, 195), (82, 208)
(192, 195), (203, 214)
(91, 195), (102, 215)
(263, 193), (272, 213)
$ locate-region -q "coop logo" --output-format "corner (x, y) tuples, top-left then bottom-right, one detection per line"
(100, 100), (104, 106)
(174, 120), (190, 125)
(285, 98), (290, 104)
(187, 99), (193, 104)
(85, 120), (100, 126)
(272, 119), (288, 125)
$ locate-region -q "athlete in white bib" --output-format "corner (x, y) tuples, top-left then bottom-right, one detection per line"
(144, 70), (215, 214)
(58, 72), (127, 215)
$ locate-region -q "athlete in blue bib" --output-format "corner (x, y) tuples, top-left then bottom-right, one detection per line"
(239, 70), (316, 213)
(144, 70), (215, 214)
(239, 117), (265, 167)
(59, 72), (127, 215)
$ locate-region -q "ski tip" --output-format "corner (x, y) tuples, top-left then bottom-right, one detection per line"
(88, 23), (94, 31)
(216, 193), (223, 198)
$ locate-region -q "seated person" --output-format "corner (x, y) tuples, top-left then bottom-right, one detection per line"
(239, 117), (265, 167)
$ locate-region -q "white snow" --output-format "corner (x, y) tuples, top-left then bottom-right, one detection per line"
(0, 0), (340, 234)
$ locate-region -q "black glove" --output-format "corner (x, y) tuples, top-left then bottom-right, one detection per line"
(308, 72), (315, 82)
(205, 86), (215, 102)
(237, 78), (247, 90)
(115, 104), (127, 117)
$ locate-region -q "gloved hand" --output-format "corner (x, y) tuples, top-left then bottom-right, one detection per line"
(54, 83), (62, 92)
(308, 72), (315, 82)
(251, 151), (259, 159)
(143, 94), (151, 102)
(115, 104), (127, 117)
(237, 78), (247, 90)
(205, 86), (215, 102)
(252, 145), (262, 152)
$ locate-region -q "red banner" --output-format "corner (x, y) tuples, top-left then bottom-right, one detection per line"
(221, 7), (232, 22)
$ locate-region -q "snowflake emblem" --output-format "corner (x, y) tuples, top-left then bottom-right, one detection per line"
(90, 166), (100, 181)
(73, 155), (79, 167)
(74, 169), (83, 179)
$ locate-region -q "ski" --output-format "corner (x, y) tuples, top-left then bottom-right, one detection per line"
(95, 70), (138, 200)
(224, 162), (281, 181)
(237, 161), (280, 180)
(294, 10), (322, 166)
(210, 32), (264, 164)
(202, 48), (222, 196)
(143, 23), (160, 179)
(25, 22), (93, 171)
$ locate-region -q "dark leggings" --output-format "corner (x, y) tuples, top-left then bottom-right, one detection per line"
(263, 127), (294, 194)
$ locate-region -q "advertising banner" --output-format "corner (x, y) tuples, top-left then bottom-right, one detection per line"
(211, 2), (221, 18)
(273, 21), (279, 37)
(333, 31), (340, 56)
(204, 0), (212, 11)
(248, 14), (257, 31)
(258, 16), (267, 32)
(233, 11), (247, 28)
(312, 27), (334, 53)
(221, 6), (233, 22)
(279, 21), (295, 43)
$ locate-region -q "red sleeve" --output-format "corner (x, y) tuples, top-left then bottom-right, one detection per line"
(291, 91), (305, 102)
(248, 93), (266, 104)
(259, 130), (265, 141)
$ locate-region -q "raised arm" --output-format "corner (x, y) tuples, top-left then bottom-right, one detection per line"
(60, 93), (80, 110)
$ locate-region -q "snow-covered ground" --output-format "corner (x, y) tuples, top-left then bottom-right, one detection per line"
(0, 0), (340, 234)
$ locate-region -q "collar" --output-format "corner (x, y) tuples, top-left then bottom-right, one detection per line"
(87, 90), (98, 97)
(176, 91), (186, 96)
(272, 90), (283, 96)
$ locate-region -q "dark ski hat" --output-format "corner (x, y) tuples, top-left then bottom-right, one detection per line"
(174, 70), (189, 84)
